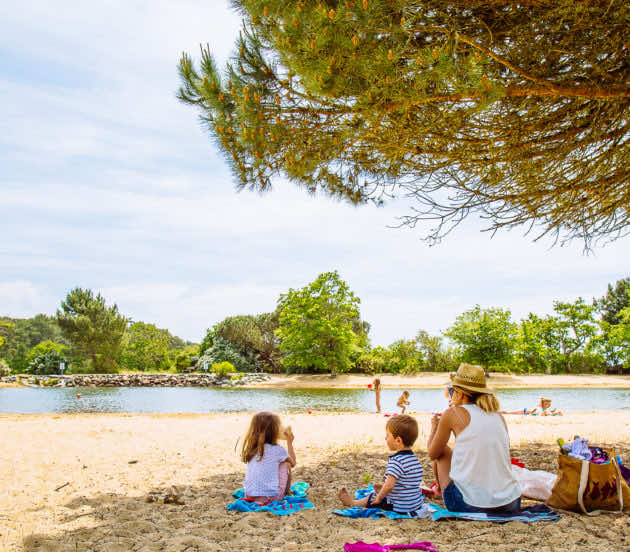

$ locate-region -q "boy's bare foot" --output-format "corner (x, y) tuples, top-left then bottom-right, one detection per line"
(337, 488), (354, 507)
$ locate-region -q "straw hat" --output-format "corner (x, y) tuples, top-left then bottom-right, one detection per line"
(449, 363), (495, 395)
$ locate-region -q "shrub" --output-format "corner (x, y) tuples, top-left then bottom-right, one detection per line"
(25, 341), (67, 375)
(211, 361), (235, 377)
(196, 337), (256, 373)
(0, 359), (10, 376)
(174, 346), (199, 373)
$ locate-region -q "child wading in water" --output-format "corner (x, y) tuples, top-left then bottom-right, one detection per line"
(337, 415), (426, 514)
(241, 412), (296, 504)
(369, 378), (382, 413)
(397, 390), (410, 414)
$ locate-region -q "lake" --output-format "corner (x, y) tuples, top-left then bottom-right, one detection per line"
(0, 386), (628, 414)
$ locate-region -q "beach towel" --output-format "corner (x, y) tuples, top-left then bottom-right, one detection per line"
(430, 503), (560, 523)
(344, 541), (439, 552)
(332, 486), (431, 519)
(228, 481), (314, 516)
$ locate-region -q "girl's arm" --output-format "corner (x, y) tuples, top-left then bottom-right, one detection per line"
(285, 428), (297, 467)
(427, 409), (455, 460)
(372, 475), (396, 504)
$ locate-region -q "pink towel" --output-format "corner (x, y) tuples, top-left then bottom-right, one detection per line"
(344, 542), (439, 552)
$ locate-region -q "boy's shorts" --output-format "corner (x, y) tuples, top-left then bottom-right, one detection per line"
(366, 492), (394, 511)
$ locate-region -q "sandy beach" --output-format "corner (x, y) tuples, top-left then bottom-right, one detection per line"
(2, 411), (629, 552)
(253, 373), (630, 389)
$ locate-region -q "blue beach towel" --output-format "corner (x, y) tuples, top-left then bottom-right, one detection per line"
(332, 485), (431, 519)
(430, 503), (561, 523)
(228, 481), (314, 516)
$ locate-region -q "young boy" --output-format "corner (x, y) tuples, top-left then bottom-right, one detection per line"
(397, 390), (410, 414)
(337, 415), (425, 514)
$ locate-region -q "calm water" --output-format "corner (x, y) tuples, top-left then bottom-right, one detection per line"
(0, 387), (628, 414)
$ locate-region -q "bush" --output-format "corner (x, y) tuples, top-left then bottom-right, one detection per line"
(25, 341), (67, 375)
(211, 361), (235, 377)
(174, 346), (199, 373)
(0, 359), (10, 376)
(196, 337), (256, 373)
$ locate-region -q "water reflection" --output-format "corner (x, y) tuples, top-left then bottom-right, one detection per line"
(0, 386), (628, 414)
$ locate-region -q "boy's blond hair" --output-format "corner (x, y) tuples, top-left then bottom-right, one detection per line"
(386, 414), (418, 447)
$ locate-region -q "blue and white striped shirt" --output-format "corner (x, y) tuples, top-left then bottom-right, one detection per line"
(384, 449), (425, 512)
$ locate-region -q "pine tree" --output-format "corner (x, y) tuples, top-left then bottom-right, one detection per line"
(178, 0), (630, 246)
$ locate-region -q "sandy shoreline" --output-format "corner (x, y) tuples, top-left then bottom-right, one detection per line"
(253, 373), (630, 389)
(2, 412), (630, 552)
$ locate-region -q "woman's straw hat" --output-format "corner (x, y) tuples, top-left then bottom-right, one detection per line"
(449, 363), (495, 395)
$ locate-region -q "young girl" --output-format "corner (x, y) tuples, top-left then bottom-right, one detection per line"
(397, 390), (410, 414)
(241, 412), (296, 504)
(369, 378), (382, 413)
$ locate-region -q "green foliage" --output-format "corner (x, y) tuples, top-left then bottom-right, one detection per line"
(276, 271), (364, 374)
(0, 359), (10, 376)
(515, 314), (561, 374)
(211, 361), (235, 377)
(595, 277), (630, 326)
(197, 337), (257, 372)
(120, 322), (172, 372)
(174, 345), (200, 373)
(199, 328), (216, 356)
(551, 298), (599, 373)
(56, 288), (128, 373)
(215, 312), (282, 371)
(178, 0), (630, 246)
(415, 330), (458, 372)
(0, 315), (67, 372)
(387, 339), (423, 374)
(445, 306), (517, 371)
(25, 341), (67, 375)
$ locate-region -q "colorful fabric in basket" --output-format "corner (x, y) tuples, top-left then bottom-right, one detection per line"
(332, 485), (431, 519)
(430, 503), (560, 523)
(228, 481), (313, 516)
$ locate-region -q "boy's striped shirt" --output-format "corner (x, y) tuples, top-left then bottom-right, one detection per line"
(384, 449), (425, 512)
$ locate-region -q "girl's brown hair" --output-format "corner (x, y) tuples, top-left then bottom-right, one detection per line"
(373, 378), (381, 390)
(454, 386), (500, 413)
(240, 411), (281, 463)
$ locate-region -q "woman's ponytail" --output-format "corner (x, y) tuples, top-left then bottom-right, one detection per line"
(475, 393), (500, 413)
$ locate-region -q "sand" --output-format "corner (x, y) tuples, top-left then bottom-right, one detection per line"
(253, 373), (630, 389)
(2, 411), (630, 552)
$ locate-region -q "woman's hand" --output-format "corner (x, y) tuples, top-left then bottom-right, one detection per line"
(431, 413), (441, 432)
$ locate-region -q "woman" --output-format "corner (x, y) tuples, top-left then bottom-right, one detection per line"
(427, 363), (521, 513)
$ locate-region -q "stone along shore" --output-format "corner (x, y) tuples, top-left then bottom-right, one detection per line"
(0, 372), (271, 388)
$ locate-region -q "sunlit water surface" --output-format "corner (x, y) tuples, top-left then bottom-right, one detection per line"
(0, 386), (628, 414)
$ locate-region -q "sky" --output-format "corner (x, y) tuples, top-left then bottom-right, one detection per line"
(1, 1), (629, 346)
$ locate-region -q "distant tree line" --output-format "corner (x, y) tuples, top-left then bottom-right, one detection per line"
(1, 275), (629, 375)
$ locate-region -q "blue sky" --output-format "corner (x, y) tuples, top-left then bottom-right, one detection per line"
(1, 1), (629, 346)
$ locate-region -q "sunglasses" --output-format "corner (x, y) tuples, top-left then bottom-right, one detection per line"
(447, 387), (454, 398)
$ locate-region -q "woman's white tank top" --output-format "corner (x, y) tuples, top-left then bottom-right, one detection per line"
(449, 404), (521, 508)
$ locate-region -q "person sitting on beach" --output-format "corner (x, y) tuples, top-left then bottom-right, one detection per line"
(369, 377), (382, 413)
(502, 397), (563, 416)
(396, 390), (410, 414)
(241, 411), (296, 505)
(337, 414), (425, 514)
(538, 397), (562, 416)
(427, 363), (521, 513)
